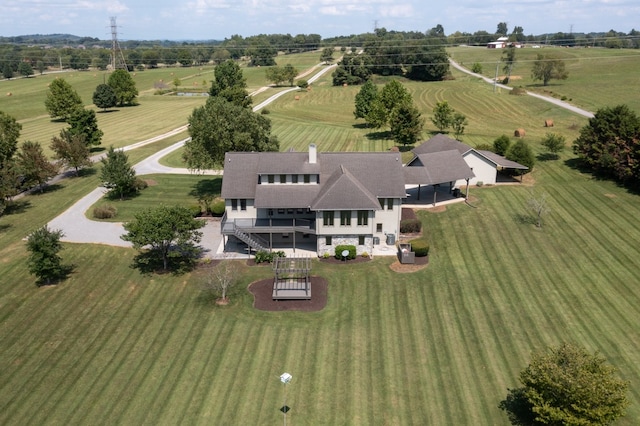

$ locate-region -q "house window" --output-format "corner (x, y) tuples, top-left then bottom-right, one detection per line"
(278, 208), (285, 214)
(280, 174), (286, 183)
(376, 223), (383, 233)
(303, 174), (310, 183)
(292, 174), (298, 184)
(231, 199), (238, 211)
(379, 198), (385, 209)
(357, 210), (368, 226)
(325, 236), (332, 245)
(240, 199), (247, 211)
(268, 175), (275, 184)
(387, 198), (394, 210)
(268, 209), (273, 216)
(340, 211), (351, 226)
(358, 235), (365, 245)
(323, 211), (334, 226)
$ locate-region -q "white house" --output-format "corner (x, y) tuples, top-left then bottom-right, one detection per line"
(219, 136), (526, 256)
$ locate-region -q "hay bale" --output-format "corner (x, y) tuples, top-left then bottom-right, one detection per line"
(544, 119), (554, 127)
(514, 128), (526, 137)
(294, 95), (300, 100)
(389, 146), (400, 152)
(6, 92), (12, 96)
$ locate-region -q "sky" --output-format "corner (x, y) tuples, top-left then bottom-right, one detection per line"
(1, 0), (638, 41)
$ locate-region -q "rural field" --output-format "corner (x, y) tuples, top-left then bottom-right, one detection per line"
(1, 48), (640, 425)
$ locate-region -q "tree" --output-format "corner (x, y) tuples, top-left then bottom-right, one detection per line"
(16, 141), (58, 192)
(320, 47), (334, 64)
(36, 60), (46, 75)
(541, 133), (566, 159)
(452, 112), (468, 139)
(100, 146), (137, 199)
(209, 59), (251, 108)
(502, 47), (517, 83)
(18, 61), (34, 78)
(0, 111), (21, 166)
(506, 139), (535, 172)
(389, 103), (424, 146)
(26, 226), (70, 285)
(500, 343), (629, 425)
(0, 111), (22, 214)
(265, 66), (287, 86)
(50, 129), (92, 175)
(531, 54), (569, 86)
(184, 97), (279, 170)
(121, 205), (204, 271)
(573, 104), (640, 184)
(364, 79), (412, 128)
(497, 22), (509, 36)
(493, 134), (512, 155)
(3, 63), (14, 80)
(431, 101), (454, 132)
(353, 80), (378, 120)
(107, 69), (138, 106)
(44, 78), (83, 121)
(202, 259), (238, 304)
(92, 83), (117, 112)
(67, 108), (103, 147)
(282, 64), (298, 86)
(527, 190), (551, 228)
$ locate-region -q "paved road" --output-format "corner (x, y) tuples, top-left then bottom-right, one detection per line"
(448, 58), (595, 118)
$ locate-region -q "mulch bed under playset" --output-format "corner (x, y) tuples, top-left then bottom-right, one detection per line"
(248, 276), (328, 312)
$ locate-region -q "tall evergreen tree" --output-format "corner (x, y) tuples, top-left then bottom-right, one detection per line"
(67, 108), (103, 147)
(100, 146), (137, 199)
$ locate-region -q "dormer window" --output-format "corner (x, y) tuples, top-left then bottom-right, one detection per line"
(303, 174), (310, 183)
(280, 174), (286, 183)
(268, 175), (275, 184)
(292, 174), (298, 184)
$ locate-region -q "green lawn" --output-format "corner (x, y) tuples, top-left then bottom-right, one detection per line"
(90, 174), (222, 222)
(1, 52), (639, 425)
(448, 45), (640, 112)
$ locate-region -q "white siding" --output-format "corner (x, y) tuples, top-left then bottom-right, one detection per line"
(461, 152), (497, 186)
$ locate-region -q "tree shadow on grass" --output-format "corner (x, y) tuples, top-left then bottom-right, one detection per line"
(351, 122), (370, 130)
(189, 178), (222, 198)
(90, 146), (106, 154)
(4, 199), (32, 216)
(537, 153), (559, 162)
(513, 213), (538, 226)
(35, 264), (75, 287)
(564, 158), (640, 196)
(498, 387), (536, 426)
(364, 130), (393, 141)
(130, 246), (203, 276)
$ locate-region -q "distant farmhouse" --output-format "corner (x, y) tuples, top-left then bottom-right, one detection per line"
(220, 134), (527, 256)
(487, 36), (523, 49)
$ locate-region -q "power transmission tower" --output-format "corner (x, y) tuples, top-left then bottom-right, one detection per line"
(110, 17), (128, 71)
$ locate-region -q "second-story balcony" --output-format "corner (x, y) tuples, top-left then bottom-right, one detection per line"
(221, 212), (317, 235)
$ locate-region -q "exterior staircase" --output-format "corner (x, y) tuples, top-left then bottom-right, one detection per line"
(233, 227), (269, 252)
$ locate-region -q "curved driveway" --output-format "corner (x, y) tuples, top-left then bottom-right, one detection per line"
(47, 64), (337, 255)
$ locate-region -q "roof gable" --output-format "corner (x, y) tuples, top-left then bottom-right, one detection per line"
(405, 150), (475, 185)
(311, 165), (381, 210)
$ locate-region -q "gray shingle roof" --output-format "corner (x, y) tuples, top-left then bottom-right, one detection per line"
(405, 150), (475, 185)
(476, 150), (529, 170)
(413, 134), (472, 155)
(311, 165), (381, 210)
(221, 149), (406, 210)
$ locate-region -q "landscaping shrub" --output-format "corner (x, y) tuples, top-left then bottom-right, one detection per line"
(255, 250), (285, 264)
(510, 86), (527, 96)
(400, 218), (422, 234)
(93, 204), (117, 219)
(334, 244), (356, 260)
(134, 178), (148, 191)
(211, 199), (225, 216)
(187, 204), (202, 217)
(409, 238), (429, 257)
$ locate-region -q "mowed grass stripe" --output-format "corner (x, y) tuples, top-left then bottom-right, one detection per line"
(2, 248), (153, 425)
(0, 247), (141, 424)
(62, 270), (182, 425)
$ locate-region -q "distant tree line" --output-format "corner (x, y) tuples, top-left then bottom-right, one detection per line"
(1, 27), (638, 77)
